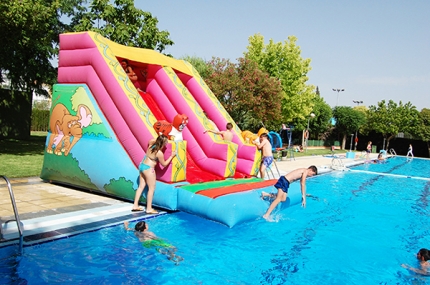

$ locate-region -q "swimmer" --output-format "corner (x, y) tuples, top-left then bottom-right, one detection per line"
(402, 248), (430, 275)
(124, 221), (183, 265)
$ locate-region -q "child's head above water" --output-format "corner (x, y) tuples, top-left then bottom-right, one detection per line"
(134, 221), (147, 232)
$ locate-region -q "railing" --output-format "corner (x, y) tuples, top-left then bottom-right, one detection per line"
(389, 148), (397, 156)
(0, 176), (24, 253)
(265, 160), (281, 179)
(331, 157), (347, 171)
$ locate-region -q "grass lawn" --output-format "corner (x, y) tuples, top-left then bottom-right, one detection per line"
(274, 147), (348, 160)
(0, 132), (47, 178)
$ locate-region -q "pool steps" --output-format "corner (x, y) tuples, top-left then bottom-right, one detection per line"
(0, 203), (165, 247)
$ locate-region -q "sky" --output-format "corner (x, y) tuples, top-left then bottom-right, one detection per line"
(137, 1), (430, 110)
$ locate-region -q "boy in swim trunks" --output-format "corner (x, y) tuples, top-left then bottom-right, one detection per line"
(257, 133), (273, 179)
(124, 220), (183, 264)
(261, 165), (318, 220)
(204, 122), (234, 142)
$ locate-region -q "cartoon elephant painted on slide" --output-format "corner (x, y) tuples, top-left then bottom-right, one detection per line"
(46, 103), (92, 156)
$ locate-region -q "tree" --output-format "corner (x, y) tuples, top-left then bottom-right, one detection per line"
(365, 100), (420, 150)
(0, 0), (174, 137)
(244, 34), (315, 125)
(332, 106), (366, 150)
(412, 108), (430, 152)
(205, 57), (283, 130)
(181, 56), (210, 79)
(307, 93), (333, 139)
(71, 0), (174, 53)
(0, 0), (83, 137)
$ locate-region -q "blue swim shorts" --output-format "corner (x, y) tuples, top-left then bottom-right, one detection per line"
(262, 156), (274, 167)
(274, 176), (290, 193)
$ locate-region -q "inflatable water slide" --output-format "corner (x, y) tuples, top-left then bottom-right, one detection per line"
(40, 32), (305, 227)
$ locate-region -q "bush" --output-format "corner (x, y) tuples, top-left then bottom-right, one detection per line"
(31, 108), (50, 131)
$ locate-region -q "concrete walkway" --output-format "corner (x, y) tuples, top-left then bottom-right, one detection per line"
(0, 152), (377, 245)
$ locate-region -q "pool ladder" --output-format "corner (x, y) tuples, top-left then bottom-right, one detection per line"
(331, 157), (347, 171)
(389, 148), (397, 156)
(265, 159), (281, 179)
(0, 175), (24, 253)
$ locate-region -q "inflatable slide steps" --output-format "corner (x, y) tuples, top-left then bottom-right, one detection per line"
(179, 178), (277, 199)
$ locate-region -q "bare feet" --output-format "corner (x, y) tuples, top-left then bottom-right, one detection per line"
(261, 191), (268, 200)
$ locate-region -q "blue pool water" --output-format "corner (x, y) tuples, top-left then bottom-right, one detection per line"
(1, 157), (430, 284)
(352, 156), (430, 178)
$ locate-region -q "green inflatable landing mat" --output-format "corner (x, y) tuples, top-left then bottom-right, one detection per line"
(179, 177), (262, 193)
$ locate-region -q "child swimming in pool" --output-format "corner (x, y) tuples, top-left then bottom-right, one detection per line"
(401, 248), (430, 276)
(124, 221), (183, 265)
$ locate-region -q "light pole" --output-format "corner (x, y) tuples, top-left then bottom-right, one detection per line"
(305, 113), (315, 153)
(352, 100), (363, 150)
(350, 134), (354, 151)
(332, 88), (345, 106)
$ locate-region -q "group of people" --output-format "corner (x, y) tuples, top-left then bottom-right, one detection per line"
(367, 141), (414, 161)
(205, 123), (318, 220)
(127, 123), (425, 271)
(132, 122), (316, 220)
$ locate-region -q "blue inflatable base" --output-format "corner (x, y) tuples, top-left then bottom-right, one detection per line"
(176, 183), (304, 227)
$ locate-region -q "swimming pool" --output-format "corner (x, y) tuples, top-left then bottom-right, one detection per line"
(1, 157), (429, 284)
(352, 156), (430, 178)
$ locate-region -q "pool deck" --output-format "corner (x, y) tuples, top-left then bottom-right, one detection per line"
(0, 152), (377, 246)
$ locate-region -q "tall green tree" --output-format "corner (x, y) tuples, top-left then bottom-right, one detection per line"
(365, 100), (419, 150)
(205, 57), (283, 130)
(0, 0), (83, 137)
(0, 0), (174, 137)
(412, 108), (430, 151)
(244, 34), (315, 125)
(0, 0), (77, 95)
(71, 0), (174, 53)
(307, 93), (333, 139)
(333, 106), (367, 150)
(417, 109), (430, 140)
(181, 56), (210, 79)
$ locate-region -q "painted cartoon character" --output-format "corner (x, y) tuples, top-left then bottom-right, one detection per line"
(153, 114), (188, 141)
(47, 103), (92, 156)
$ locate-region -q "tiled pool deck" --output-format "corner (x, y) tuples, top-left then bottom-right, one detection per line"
(0, 153), (376, 247)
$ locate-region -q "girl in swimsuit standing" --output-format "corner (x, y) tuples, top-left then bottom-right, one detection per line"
(132, 135), (176, 213)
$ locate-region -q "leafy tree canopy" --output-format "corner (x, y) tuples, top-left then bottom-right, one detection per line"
(308, 94), (333, 139)
(244, 34), (315, 125)
(365, 100), (420, 149)
(412, 108), (430, 142)
(333, 106), (366, 149)
(0, 0), (79, 94)
(71, 0), (174, 53)
(180, 56), (210, 79)
(205, 57), (283, 131)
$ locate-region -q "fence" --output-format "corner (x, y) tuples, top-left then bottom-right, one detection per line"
(306, 140), (340, 147)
